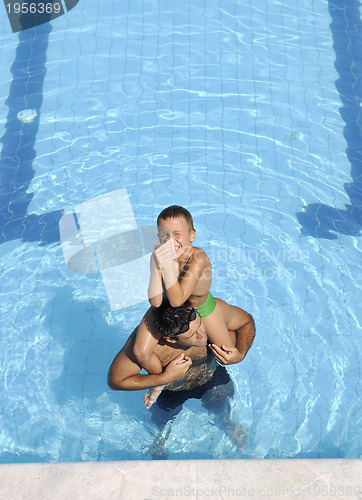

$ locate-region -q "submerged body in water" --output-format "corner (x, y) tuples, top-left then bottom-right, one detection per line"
(108, 299), (255, 457)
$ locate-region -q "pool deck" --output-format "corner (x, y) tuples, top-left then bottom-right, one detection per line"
(1, 459), (361, 499)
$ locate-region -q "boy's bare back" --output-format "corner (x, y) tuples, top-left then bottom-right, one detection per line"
(177, 246), (212, 308)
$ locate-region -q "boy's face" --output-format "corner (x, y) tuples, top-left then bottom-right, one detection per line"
(157, 216), (195, 259)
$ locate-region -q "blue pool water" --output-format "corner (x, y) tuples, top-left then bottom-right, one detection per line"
(0, 0), (361, 462)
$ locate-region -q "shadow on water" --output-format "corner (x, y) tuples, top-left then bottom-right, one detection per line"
(296, 0), (362, 239)
(45, 287), (121, 403)
(44, 287), (154, 461)
(0, 286), (155, 463)
(0, 23), (62, 246)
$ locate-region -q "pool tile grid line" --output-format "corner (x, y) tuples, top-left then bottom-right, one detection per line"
(0, 0), (362, 464)
(0, 23), (63, 246)
(297, 0), (362, 239)
(2, 0), (361, 247)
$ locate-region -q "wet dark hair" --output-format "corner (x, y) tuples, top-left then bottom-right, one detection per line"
(152, 298), (195, 339)
(157, 205), (195, 232)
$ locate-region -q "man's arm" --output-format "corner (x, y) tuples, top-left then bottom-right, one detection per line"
(108, 330), (192, 391)
(234, 312), (255, 360)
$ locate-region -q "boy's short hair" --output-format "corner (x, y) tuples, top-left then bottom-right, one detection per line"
(157, 205), (194, 232)
(152, 299), (194, 339)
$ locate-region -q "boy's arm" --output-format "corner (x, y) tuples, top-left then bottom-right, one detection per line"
(160, 248), (208, 307)
(148, 252), (163, 307)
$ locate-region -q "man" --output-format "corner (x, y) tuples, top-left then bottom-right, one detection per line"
(108, 298), (255, 457)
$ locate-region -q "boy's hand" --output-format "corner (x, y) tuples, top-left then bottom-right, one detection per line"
(154, 239), (177, 268)
(163, 353), (192, 382)
(208, 344), (245, 365)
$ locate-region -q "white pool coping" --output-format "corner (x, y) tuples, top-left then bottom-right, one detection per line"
(0, 459), (361, 499)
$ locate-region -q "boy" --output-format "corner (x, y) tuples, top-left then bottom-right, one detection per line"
(133, 205), (236, 377)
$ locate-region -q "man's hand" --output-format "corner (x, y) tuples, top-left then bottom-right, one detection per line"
(208, 344), (245, 365)
(163, 352), (192, 382)
(154, 240), (177, 269)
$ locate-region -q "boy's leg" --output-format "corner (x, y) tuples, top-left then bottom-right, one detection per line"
(214, 298), (255, 360)
(133, 321), (163, 374)
(144, 385), (165, 409)
(137, 352), (163, 374)
(202, 304), (234, 347)
(215, 298), (254, 331)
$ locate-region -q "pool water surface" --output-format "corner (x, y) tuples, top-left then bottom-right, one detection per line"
(0, 0), (361, 462)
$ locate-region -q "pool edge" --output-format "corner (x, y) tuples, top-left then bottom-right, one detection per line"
(0, 458), (361, 499)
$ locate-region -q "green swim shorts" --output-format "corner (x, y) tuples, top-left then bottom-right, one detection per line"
(196, 292), (216, 318)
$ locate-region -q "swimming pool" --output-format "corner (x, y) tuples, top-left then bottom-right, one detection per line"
(0, 0), (361, 462)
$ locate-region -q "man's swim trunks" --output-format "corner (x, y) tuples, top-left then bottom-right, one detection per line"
(155, 365), (233, 412)
(196, 292), (216, 318)
(151, 365), (234, 430)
